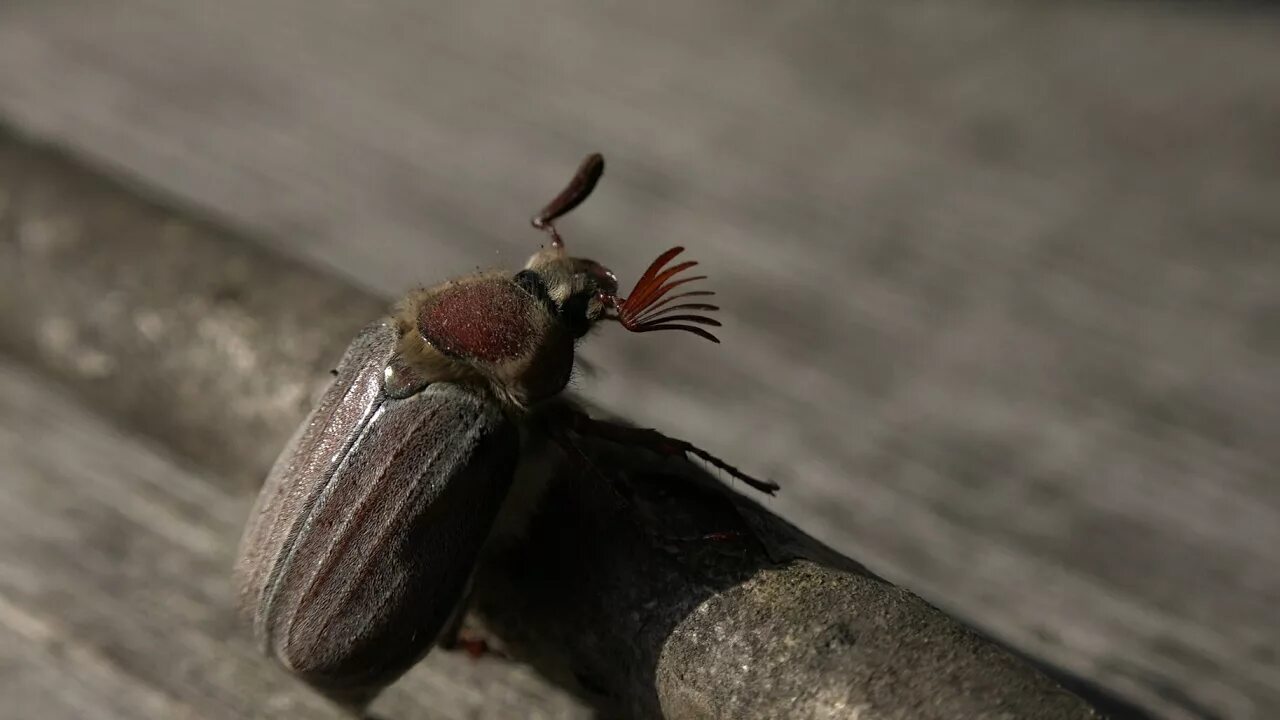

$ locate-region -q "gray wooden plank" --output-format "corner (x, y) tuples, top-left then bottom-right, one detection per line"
(0, 357), (590, 720)
(0, 2), (1278, 718)
(0, 131), (1113, 720)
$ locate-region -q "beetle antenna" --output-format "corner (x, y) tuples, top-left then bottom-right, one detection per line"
(609, 247), (722, 343)
(532, 153), (605, 249)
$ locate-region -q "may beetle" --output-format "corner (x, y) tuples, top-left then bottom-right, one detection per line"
(233, 154), (778, 711)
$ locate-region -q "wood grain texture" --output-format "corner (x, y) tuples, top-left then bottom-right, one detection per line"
(0, 132), (1109, 720)
(0, 358), (589, 720)
(0, 1), (1278, 718)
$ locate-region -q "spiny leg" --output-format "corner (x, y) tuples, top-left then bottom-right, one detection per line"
(551, 407), (779, 496)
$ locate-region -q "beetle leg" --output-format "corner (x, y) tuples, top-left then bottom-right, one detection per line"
(436, 581), (510, 661)
(437, 609), (509, 660)
(438, 622), (505, 659)
(541, 415), (625, 495)
(448, 629), (509, 660)
(701, 530), (744, 542)
(552, 408), (780, 496)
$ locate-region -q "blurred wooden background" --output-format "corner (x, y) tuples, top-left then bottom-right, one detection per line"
(0, 2), (1277, 718)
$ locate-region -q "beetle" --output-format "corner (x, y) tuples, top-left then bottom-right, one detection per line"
(233, 153), (778, 712)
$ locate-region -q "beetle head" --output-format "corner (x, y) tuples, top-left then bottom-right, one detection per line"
(526, 154), (722, 343)
(519, 247), (616, 339)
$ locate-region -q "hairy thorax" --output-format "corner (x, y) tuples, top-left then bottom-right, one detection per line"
(393, 272), (576, 411)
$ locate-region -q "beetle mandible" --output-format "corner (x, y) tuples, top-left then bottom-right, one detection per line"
(233, 153), (778, 711)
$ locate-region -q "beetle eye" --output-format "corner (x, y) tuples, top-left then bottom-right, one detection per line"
(575, 259), (618, 296)
(557, 292), (595, 338)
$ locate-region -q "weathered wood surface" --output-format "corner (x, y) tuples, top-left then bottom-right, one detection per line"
(0, 1), (1278, 718)
(0, 357), (591, 720)
(0, 131), (1108, 720)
